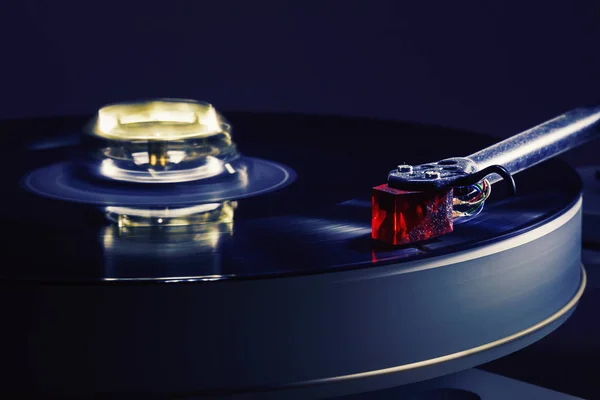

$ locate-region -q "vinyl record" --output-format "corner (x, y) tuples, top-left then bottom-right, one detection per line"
(0, 112), (584, 398)
(0, 113), (582, 282)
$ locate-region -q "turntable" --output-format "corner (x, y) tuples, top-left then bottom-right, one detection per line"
(0, 99), (596, 399)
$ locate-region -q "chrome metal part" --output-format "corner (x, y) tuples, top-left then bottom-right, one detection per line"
(388, 107), (600, 190)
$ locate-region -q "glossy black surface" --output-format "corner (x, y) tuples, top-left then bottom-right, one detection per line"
(0, 113), (582, 282)
(23, 156), (295, 206)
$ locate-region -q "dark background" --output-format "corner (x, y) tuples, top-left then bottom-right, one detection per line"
(1, 1), (599, 398)
(1, 1), (599, 141)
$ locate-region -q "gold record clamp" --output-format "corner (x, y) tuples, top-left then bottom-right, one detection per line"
(84, 99), (238, 182)
(92, 100), (223, 141)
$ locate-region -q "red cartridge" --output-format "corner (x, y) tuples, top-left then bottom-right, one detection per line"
(371, 184), (454, 245)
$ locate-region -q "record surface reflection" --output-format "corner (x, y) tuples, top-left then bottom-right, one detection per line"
(0, 112), (582, 282)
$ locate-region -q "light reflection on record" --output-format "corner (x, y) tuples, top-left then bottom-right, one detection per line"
(1, 112), (583, 283)
(22, 157), (295, 206)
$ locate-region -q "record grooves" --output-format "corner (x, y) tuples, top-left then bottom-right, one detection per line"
(0, 111), (585, 398)
(0, 112), (583, 282)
